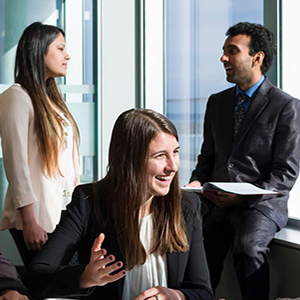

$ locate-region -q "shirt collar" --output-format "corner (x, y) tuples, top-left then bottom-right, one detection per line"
(235, 75), (265, 98)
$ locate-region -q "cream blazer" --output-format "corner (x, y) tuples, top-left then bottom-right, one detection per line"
(0, 84), (79, 233)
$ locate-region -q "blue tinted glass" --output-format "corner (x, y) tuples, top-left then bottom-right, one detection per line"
(166, 0), (263, 185)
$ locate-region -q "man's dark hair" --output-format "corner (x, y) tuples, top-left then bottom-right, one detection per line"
(226, 22), (277, 74)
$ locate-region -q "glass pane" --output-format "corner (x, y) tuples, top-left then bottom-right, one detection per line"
(281, 0), (300, 220)
(0, 0), (59, 84)
(165, 0), (263, 187)
(64, 0), (96, 182)
(0, 0), (65, 264)
(0, 0), (97, 264)
(0, 0), (96, 183)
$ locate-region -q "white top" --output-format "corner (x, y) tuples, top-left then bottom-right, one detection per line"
(122, 214), (168, 300)
(60, 113), (76, 209)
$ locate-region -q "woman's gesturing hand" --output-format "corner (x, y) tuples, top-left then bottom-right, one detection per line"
(79, 233), (126, 289)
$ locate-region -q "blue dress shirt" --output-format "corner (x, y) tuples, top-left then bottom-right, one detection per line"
(235, 75), (265, 112)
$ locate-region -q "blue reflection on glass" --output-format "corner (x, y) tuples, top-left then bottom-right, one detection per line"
(166, 0), (263, 184)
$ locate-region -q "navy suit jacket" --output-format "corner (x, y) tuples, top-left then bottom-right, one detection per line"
(191, 78), (300, 229)
(24, 184), (213, 300)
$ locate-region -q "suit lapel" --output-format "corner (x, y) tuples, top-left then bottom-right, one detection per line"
(218, 88), (236, 154)
(231, 78), (272, 152)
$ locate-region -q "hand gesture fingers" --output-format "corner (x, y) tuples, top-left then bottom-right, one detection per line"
(96, 259), (126, 284)
(89, 233), (106, 265)
(93, 232), (105, 252)
(79, 233), (126, 289)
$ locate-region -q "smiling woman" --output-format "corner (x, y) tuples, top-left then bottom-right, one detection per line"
(146, 132), (180, 207)
(24, 108), (213, 300)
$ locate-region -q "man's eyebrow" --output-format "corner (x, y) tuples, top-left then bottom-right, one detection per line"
(226, 44), (239, 49)
(222, 44), (239, 52)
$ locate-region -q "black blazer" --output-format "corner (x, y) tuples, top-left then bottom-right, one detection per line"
(191, 78), (300, 229)
(24, 184), (213, 300)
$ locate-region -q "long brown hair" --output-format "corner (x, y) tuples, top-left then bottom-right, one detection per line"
(14, 22), (79, 177)
(94, 108), (188, 270)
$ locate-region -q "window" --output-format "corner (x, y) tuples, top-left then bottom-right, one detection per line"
(166, 0), (300, 222)
(0, 0), (97, 184)
(0, 0), (138, 264)
(165, 0), (264, 186)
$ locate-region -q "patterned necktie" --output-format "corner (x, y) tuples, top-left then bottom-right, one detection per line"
(233, 93), (249, 138)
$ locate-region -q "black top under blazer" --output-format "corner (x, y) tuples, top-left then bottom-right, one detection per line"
(24, 183), (213, 300)
(191, 78), (300, 229)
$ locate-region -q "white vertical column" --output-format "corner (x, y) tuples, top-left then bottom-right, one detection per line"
(65, 0), (83, 103)
(144, 0), (165, 113)
(281, 0), (300, 98)
(97, 0), (136, 178)
(280, 0), (300, 219)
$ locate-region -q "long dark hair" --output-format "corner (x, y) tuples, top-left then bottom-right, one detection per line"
(14, 22), (79, 177)
(94, 108), (188, 270)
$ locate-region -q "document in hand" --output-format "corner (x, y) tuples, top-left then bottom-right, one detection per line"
(181, 182), (279, 195)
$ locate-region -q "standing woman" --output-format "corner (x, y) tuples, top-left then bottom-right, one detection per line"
(0, 22), (80, 267)
(24, 108), (213, 300)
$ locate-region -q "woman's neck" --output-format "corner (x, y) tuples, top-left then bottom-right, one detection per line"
(139, 195), (154, 218)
